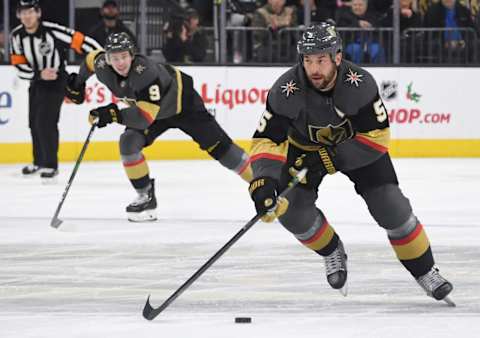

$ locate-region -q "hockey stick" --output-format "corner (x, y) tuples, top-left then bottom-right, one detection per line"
(142, 168), (308, 320)
(50, 123), (97, 229)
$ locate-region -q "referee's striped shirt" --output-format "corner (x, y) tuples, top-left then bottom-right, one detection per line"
(10, 21), (101, 80)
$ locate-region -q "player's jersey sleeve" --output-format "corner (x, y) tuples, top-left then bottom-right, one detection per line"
(250, 99), (291, 181)
(351, 91), (390, 152)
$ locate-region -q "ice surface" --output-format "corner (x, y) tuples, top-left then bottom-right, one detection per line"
(1, 159), (479, 337)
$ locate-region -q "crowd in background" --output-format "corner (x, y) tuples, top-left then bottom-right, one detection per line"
(170, 0), (480, 64)
(2, 0), (480, 64)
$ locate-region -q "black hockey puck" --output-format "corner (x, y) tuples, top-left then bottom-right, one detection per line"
(235, 317), (252, 323)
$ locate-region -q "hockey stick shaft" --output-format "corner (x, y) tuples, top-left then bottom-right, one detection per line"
(50, 123), (97, 228)
(143, 168), (308, 320)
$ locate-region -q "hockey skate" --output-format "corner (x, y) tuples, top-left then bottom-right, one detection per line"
(416, 266), (455, 306)
(324, 240), (348, 296)
(22, 164), (41, 176)
(40, 168), (59, 184)
(126, 179), (157, 222)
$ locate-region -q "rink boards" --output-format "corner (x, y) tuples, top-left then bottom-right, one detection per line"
(0, 65), (479, 163)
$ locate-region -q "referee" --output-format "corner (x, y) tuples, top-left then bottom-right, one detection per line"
(10, 0), (101, 179)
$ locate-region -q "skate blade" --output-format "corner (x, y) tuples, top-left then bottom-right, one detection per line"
(443, 296), (456, 307)
(41, 177), (58, 185)
(339, 284), (348, 297)
(22, 173), (41, 178)
(127, 210), (157, 222)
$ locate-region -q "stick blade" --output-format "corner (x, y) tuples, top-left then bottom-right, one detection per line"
(50, 218), (63, 229)
(143, 295), (157, 320)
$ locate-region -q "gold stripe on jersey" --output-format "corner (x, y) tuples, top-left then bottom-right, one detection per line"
(239, 164), (253, 183)
(250, 138), (288, 163)
(137, 101), (160, 124)
(86, 50), (103, 73)
(355, 128), (390, 153)
(174, 67), (183, 113)
(288, 136), (323, 151)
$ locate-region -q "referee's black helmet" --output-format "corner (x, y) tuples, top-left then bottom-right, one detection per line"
(17, 0), (40, 10)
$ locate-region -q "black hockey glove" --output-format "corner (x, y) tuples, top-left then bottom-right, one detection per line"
(249, 176), (289, 223)
(89, 103), (121, 128)
(65, 73), (86, 104)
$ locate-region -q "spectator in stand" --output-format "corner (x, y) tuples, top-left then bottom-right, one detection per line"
(297, 0), (337, 25)
(381, 0), (421, 32)
(88, 0), (136, 47)
(380, 0), (422, 63)
(251, 0), (297, 62)
(163, 8), (207, 63)
(370, 0), (393, 16)
(424, 0), (475, 59)
(228, 0), (262, 27)
(337, 0), (352, 7)
(475, 6), (480, 34)
(418, 0), (476, 15)
(471, 0), (479, 17)
(228, 0), (262, 63)
(189, 0), (214, 26)
(418, 0), (432, 15)
(336, 0), (386, 63)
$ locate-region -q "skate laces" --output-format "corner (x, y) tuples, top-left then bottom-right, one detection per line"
(40, 168), (56, 174)
(130, 193), (150, 206)
(324, 242), (346, 276)
(416, 267), (447, 295)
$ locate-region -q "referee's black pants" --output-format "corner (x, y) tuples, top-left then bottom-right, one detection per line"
(28, 74), (66, 170)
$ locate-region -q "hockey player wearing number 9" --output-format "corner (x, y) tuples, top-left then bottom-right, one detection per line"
(248, 22), (453, 304)
(65, 32), (252, 222)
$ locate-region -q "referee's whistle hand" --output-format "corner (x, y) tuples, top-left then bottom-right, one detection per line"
(41, 68), (58, 81)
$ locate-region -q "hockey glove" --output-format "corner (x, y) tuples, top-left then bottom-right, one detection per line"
(249, 176), (289, 223)
(281, 145), (337, 189)
(89, 103), (121, 128)
(65, 73), (86, 104)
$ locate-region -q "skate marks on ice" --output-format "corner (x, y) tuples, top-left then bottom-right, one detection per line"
(0, 221), (479, 317)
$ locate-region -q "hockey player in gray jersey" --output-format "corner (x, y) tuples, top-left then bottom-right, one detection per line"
(248, 22), (454, 304)
(65, 32), (252, 222)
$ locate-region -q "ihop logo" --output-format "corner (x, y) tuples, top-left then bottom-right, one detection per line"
(0, 91), (12, 125)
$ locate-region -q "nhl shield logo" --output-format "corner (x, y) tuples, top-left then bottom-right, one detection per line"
(39, 41), (52, 56)
(380, 81), (398, 101)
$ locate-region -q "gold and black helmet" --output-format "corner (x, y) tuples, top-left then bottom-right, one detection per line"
(297, 22), (343, 60)
(105, 32), (136, 56)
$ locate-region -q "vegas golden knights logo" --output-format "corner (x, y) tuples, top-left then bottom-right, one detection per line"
(307, 119), (354, 146)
